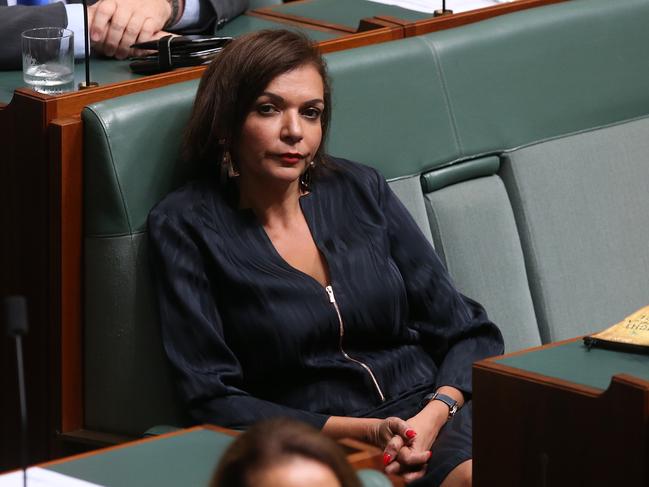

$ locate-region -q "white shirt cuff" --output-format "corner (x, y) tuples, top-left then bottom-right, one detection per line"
(64, 4), (89, 59)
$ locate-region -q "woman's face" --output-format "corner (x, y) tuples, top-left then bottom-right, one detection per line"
(250, 456), (342, 487)
(234, 63), (325, 190)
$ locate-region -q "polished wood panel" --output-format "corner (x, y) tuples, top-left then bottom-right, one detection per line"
(49, 118), (84, 434)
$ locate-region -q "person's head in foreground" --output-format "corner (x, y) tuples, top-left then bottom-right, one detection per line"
(210, 418), (361, 487)
(184, 29), (332, 194)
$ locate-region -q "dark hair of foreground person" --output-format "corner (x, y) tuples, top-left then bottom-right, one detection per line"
(210, 418), (361, 487)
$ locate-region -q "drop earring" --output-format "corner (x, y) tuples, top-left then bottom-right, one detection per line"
(300, 160), (315, 193)
(219, 139), (239, 178)
(223, 149), (239, 178)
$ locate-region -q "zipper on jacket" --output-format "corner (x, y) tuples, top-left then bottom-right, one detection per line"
(325, 285), (385, 402)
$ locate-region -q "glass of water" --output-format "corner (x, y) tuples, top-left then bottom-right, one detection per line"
(21, 28), (74, 95)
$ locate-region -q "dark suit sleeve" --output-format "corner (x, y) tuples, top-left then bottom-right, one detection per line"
(0, 3), (68, 71)
(374, 169), (504, 398)
(192, 0), (248, 32)
(148, 206), (330, 430)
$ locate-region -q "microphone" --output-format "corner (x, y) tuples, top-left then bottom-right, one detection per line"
(78, 0), (99, 90)
(4, 296), (29, 487)
(434, 0), (453, 17)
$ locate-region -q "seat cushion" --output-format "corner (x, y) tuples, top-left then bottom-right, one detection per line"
(425, 172), (540, 352)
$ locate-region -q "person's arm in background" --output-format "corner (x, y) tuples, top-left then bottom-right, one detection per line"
(87, 0), (248, 60)
(88, 0), (176, 59)
(0, 3), (68, 70)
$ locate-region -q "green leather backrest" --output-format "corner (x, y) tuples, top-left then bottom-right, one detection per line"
(83, 82), (200, 434)
(84, 80), (199, 236)
(420, 0), (649, 157)
(326, 36), (457, 180)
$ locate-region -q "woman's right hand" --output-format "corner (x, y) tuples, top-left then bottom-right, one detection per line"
(365, 417), (421, 466)
(367, 417), (432, 479)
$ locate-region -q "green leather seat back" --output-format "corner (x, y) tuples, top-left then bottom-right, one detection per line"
(419, 0), (649, 159)
(83, 80), (200, 435)
(501, 116), (649, 342)
(326, 36), (458, 180)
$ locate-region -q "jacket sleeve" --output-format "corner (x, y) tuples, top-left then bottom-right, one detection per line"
(0, 4), (68, 71)
(208, 0), (248, 26)
(178, 0), (247, 33)
(148, 207), (329, 430)
(375, 170), (504, 398)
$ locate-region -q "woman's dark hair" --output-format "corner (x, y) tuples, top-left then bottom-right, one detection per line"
(183, 30), (332, 172)
(210, 418), (361, 487)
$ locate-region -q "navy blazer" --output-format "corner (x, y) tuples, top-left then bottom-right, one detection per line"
(148, 158), (503, 429)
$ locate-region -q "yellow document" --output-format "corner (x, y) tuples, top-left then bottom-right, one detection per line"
(584, 305), (649, 351)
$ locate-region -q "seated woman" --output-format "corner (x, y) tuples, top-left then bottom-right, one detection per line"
(148, 29), (503, 486)
(210, 418), (361, 487)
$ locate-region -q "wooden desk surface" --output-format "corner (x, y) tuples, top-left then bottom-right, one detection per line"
(473, 338), (649, 487)
(495, 337), (649, 390)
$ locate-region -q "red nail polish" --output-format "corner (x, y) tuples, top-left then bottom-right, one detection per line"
(383, 453), (392, 466)
(405, 429), (416, 439)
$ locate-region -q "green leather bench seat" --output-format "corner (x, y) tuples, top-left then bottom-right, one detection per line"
(81, 0), (649, 438)
(424, 171), (540, 352)
(260, 0), (429, 30)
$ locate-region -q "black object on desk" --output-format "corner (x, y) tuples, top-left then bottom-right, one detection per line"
(129, 36), (232, 74)
(4, 296), (30, 487)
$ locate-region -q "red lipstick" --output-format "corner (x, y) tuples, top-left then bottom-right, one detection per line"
(277, 152), (304, 164)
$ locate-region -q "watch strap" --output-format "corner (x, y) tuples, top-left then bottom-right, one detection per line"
(423, 392), (459, 420)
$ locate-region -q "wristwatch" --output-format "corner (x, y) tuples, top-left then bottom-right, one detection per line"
(422, 392), (459, 420)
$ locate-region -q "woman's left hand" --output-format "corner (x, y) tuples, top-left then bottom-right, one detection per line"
(383, 400), (449, 483)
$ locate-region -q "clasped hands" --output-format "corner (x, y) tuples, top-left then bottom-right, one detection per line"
(86, 0), (179, 60)
(368, 402), (450, 483)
